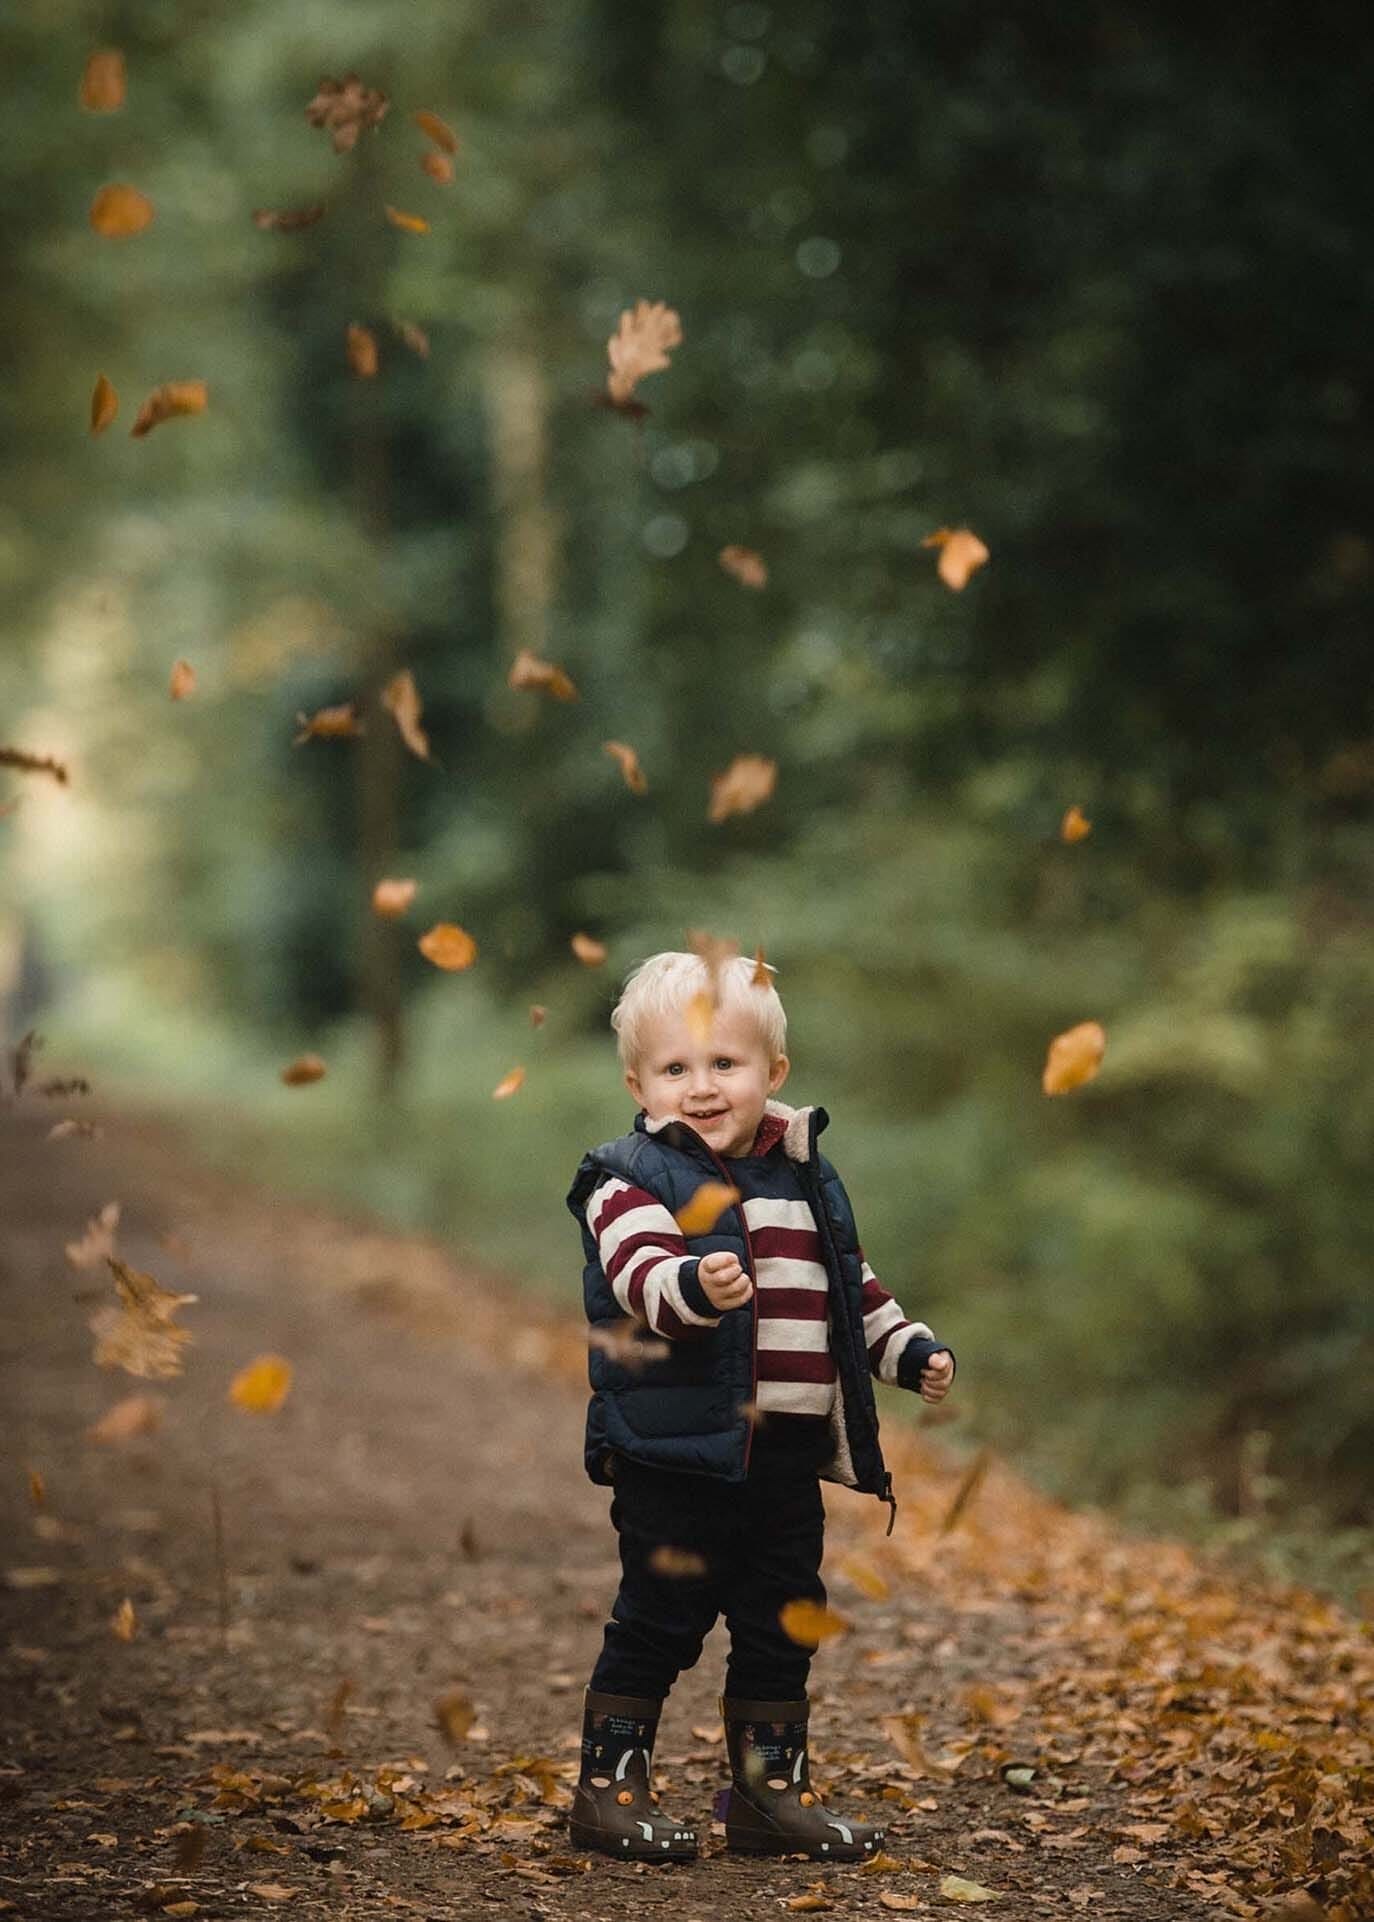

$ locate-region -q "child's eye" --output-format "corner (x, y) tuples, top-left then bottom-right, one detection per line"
(664, 1063), (684, 1076)
(714, 1058), (734, 1070)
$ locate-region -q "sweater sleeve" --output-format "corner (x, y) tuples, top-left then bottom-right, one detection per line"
(588, 1176), (722, 1339)
(859, 1253), (956, 1388)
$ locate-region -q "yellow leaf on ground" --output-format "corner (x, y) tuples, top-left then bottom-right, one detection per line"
(938, 1874), (997, 1903)
(778, 1598), (850, 1646)
(169, 660), (196, 701)
(413, 108), (459, 152)
(130, 380), (207, 437)
(229, 1355), (293, 1415)
(921, 527), (989, 591)
(603, 740), (648, 794)
(1042, 1021), (1106, 1095)
(346, 323), (378, 378)
(372, 878), (417, 918)
(111, 1597), (137, 1641)
(384, 205), (429, 234)
(89, 1259), (197, 1380)
(419, 923), (478, 971)
(382, 669), (432, 761)
(708, 753), (776, 824)
(508, 647), (579, 702)
(571, 932), (607, 966)
(90, 373), (118, 434)
(293, 702), (363, 744)
(606, 299), (682, 407)
(87, 1394), (163, 1444)
(280, 1054), (326, 1086)
(492, 1067), (526, 1101)
(1060, 804), (1092, 843)
(89, 182), (153, 235)
(719, 545), (768, 589)
(674, 1181), (741, 1236)
(80, 49), (126, 111)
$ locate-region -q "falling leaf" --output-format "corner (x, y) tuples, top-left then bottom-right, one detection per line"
(413, 109), (459, 153)
(111, 1597), (137, 1642)
(294, 702), (364, 745)
(649, 1546), (708, 1579)
(66, 1201), (120, 1270)
(169, 660), (196, 701)
(1060, 805), (1092, 844)
(89, 183), (154, 236)
(882, 1712), (956, 1778)
(778, 1599), (850, 1646)
(89, 1260), (197, 1380)
(940, 1447), (992, 1535)
(674, 1181), (741, 1236)
(603, 740), (648, 794)
(252, 204), (326, 232)
(684, 989), (714, 1045)
(304, 73), (389, 153)
(382, 670), (432, 761)
(529, 1005), (547, 1027)
(26, 1468), (45, 1508)
(324, 1678), (352, 1744)
(130, 380), (208, 438)
(938, 1875), (997, 1903)
(90, 373), (118, 434)
(719, 545), (768, 590)
(384, 205), (430, 235)
(1042, 1021), (1106, 1096)
(492, 1067), (526, 1101)
(587, 1324), (670, 1370)
(878, 1898), (924, 1914)
(570, 932), (607, 966)
(372, 878), (417, 918)
(0, 746), (68, 785)
(246, 1886), (299, 1906)
(508, 648), (578, 701)
(346, 324), (378, 378)
(435, 1689), (476, 1745)
(836, 1554), (890, 1600)
(752, 947), (774, 987)
(921, 527), (989, 592)
(605, 299), (682, 410)
(48, 1117), (101, 1140)
(280, 1055), (326, 1087)
(421, 152), (454, 186)
(229, 1355), (293, 1415)
(708, 753), (777, 824)
(80, 49), (126, 111)
(419, 923), (478, 971)
(87, 1394), (163, 1443)
(394, 319), (430, 358)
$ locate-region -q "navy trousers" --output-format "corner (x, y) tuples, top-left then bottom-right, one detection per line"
(588, 1415), (832, 1702)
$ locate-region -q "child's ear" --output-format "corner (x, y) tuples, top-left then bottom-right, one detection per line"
(768, 1053), (791, 1095)
(624, 1065), (644, 1105)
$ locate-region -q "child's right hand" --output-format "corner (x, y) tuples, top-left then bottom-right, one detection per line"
(698, 1251), (753, 1311)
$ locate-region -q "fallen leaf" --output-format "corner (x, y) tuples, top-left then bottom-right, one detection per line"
(130, 380), (208, 437)
(346, 324), (378, 379)
(508, 647), (578, 701)
(606, 299), (682, 409)
(304, 72), (389, 154)
(87, 1394), (163, 1444)
(90, 182), (153, 236)
(169, 660), (196, 701)
(80, 49), (126, 111)
(708, 753), (777, 824)
(860, 1852), (907, 1875)
(384, 205), (429, 234)
(1060, 804), (1092, 844)
(603, 740), (648, 794)
(89, 1259), (197, 1380)
(492, 1067), (525, 1101)
(421, 151), (454, 185)
(90, 373), (118, 434)
(111, 1597), (137, 1641)
(783, 1895), (833, 1914)
(66, 1200), (120, 1270)
(690, 1723), (724, 1744)
(413, 109), (459, 152)
(921, 527), (989, 591)
(163, 1905), (198, 1919)
(571, 932), (607, 967)
(529, 1005), (547, 1027)
(247, 1886), (299, 1906)
(419, 923), (478, 971)
(878, 1897), (924, 1913)
(382, 670), (432, 761)
(252, 204), (325, 232)
(939, 1447), (992, 1535)
(778, 1598), (850, 1646)
(280, 1054), (326, 1086)
(1042, 1021), (1106, 1096)
(719, 545), (768, 590)
(674, 1181), (741, 1236)
(649, 1545), (708, 1578)
(229, 1355), (293, 1415)
(435, 1689), (476, 1745)
(938, 1874), (997, 1903)
(293, 702), (363, 745)
(372, 878), (417, 918)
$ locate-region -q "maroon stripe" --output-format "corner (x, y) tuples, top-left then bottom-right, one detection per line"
(592, 1181), (663, 1235)
(755, 1288), (829, 1320)
(757, 1350), (837, 1384)
(654, 1298), (691, 1339)
(750, 1225), (824, 1262)
(869, 1321), (910, 1368)
(605, 1227), (687, 1283)
(860, 1274), (895, 1312)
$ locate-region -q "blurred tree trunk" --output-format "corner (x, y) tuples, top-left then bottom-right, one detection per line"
(485, 334), (557, 719)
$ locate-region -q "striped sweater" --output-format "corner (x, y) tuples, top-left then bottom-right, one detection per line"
(587, 1109), (936, 1418)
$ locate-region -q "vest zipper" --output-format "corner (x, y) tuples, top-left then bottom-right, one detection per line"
(691, 1131), (760, 1477)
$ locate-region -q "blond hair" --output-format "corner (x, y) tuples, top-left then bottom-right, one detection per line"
(611, 950), (786, 1070)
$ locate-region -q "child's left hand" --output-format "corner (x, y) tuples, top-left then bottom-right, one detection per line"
(919, 1351), (954, 1404)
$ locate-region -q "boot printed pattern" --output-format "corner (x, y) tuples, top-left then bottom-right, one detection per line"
(570, 1691), (698, 1861)
(722, 1697), (884, 1860)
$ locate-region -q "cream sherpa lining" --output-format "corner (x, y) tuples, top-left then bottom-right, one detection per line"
(642, 1096), (815, 1162)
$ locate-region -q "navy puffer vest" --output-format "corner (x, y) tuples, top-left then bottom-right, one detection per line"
(567, 1102), (898, 1527)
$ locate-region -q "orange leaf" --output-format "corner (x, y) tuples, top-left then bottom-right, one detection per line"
(246, 1887), (298, 1906)
(421, 151), (454, 186)
(492, 1066), (526, 1101)
(79, 49), (126, 112)
(836, 1554), (890, 1601)
(603, 740), (648, 794)
(280, 1054), (326, 1086)
(751, 946), (773, 987)
(882, 1711), (956, 1778)
(921, 526), (989, 591)
(419, 923), (478, 971)
(508, 648), (578, 702)
(89, 1259), (197, 1381)
(382, 669), (432, 761)
(169, 660), (196, 701)
(784, 1895), (833, 1913)
(674, 1181), (741, 1236)
(708, 753), (776, 824)
(718, 545), (768, 590)
(648, 1545), (708, 1578)
(878, 1896), (924, 1912)
(1042, 1021), (1106, 1095)
(346, 323), (378, 378)
(435, 1688), (476, 1744)
(27, 1468), (45, 1509)
(529, 1004), (547, 1027)
(251, 204), (326, 232)
(371, 878), (417, 918)
(229, 1354), (293, 1415)
(89, 373), (118, 435)
(683, 989), (714, 1045)
(293, 702), (363, 744)
(384, 204), (429, 234)
(778, 1598), (850, 1646)
(89, 182), (153, 236)
(571, 932), (607, 966)
(87, 1394), (163, 1444)
(606, 299), (682, 407)
(110, 1597), (137, 1642)
(129, 380), (208, 437)
(413, 109), (460, 153)
(1060, 804), (1092, 843)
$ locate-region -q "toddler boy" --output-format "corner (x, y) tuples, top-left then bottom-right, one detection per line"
(566, 951), (955, 1862)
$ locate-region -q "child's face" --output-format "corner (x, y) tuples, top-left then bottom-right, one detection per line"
(625, 1003), (790, 1160)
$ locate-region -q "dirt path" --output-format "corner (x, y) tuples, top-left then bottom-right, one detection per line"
(0, 1103), (1336, 1920)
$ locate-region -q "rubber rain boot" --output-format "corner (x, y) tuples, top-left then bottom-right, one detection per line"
(569, 1688), (698, 1861)
(720, 1695), (884, 1861)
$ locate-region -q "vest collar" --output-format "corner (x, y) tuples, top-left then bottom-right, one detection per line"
(635, 1098), (828, 1165)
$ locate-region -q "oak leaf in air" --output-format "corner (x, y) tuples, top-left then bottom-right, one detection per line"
(294, 702), (363, 745)
(674, 1181), (741, 1236)
(382, 669), (432, 761)
(90, 374), (118, 435)
(89, 183), (153, 236)
(718, 545), (768, 590)
(921, 526), (989, 591)
(1042, 1021), (1106, 1095)
(419, 923), (478, 970)
(708, 753), (776, 824)
(130, 380), (208, 438)
(570, 932), (607, 966)
(508, 648), (578, 702)
(384, 205), (429, 235)
(492, 1067), (526, 1101)
(413, 109), (459, 153)
(346, 324), (378, 378)
(66, 1200), (120, 1270)
(1061, 804), (1092, 843)
(604, 300), (682, 414)
(87, 1394), (163, 1444)
(305, 73), (389, 153)
(280, 1054), (326, 1086)
(229, 1354), (293, 1414)
(89, 1259), (197, 1380)
(604, 740), (648, 794)
(169, 660), (196, 701)
(778, 1598), (850, 1646)
(80, 50), (126, 112)
(252, 204), (326, 232)
(372, 878), (417, 918)
(111, 1597), (137, 1641)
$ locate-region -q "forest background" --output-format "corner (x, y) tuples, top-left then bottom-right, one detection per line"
(4, 0), (1372, 1599)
